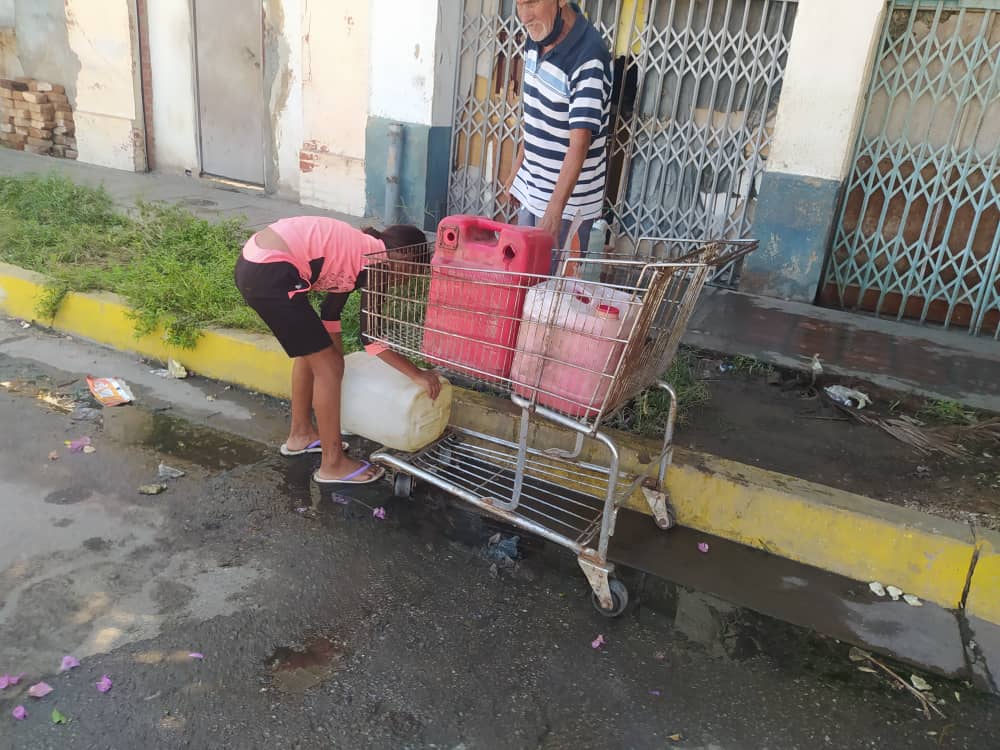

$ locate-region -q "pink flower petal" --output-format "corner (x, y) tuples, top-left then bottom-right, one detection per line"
(373, 507), (386, 520)
(591, 634), (606, 649)
(66, 437), (92, 454)
(188, 653), (204, 660)
(649, 689), (662, 697)
(59, 655), (80, 672)
(12, 706), (27, 720)
(27, 682), (53, 698)
(95, 675), (112, 694)
(9, 673), (26, 686)
(698, 542), (710, 554)
(0, 676), (10, 690)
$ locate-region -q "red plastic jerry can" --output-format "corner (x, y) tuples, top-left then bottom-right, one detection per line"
(421, 216), (553, 383)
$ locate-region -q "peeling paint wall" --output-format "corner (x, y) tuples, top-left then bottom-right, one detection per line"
(8, 0), (144, 171)
(64, 0), (145, 171)
(264, 0), (303, 198)
(0, 0), (22, 79)
(146, 0), (198, 172)
(12, 0), (80, 100)
(745, 0), (886, 302)
(365, 0), (459, 227)
(298, 0), (369, 215)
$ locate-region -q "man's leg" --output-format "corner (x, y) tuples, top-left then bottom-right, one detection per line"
(516, 207), (538, 227)
(555, 218), (595, 276)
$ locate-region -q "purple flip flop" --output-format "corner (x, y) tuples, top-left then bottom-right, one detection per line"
(312, 461), (385, 486)
(280, 439), (350, 457)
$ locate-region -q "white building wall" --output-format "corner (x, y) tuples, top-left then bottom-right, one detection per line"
(65, 0), (144, 171)
(298, 0), (370, 215)
(764, 0), (886, 182)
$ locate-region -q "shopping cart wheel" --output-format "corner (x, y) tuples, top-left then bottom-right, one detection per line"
(592, 579), (629, 618)
(393, 473), (414, 499)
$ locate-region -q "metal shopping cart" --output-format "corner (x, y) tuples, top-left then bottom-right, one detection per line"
(363, 231), (757, 616)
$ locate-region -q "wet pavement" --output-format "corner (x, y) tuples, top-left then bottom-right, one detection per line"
(0, 323), (998, 748)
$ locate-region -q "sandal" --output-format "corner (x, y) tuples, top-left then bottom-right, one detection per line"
(312, 461), (385, 486)
(280, 439), (349, 456)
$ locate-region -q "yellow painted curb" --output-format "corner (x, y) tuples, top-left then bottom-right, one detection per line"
(451, 389), (977, 611)
(968, 529), (1000, 625)
(0, 263), (294, 398)
(0, 262), (989, 617)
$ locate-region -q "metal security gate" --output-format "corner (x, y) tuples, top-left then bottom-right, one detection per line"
(447, 0), (797, 285)
(823, 2), (1000, 338)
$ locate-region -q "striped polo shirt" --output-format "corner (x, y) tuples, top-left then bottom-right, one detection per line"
(511, 6), (612, 222)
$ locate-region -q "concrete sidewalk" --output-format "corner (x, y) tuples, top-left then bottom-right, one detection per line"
(2, 148), (997, 413)
(0, 148), (359, 231)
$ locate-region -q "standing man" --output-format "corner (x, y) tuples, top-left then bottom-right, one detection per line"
(501, 0), (613, 260)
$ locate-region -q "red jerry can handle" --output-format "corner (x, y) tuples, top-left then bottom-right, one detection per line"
(437, 216), (514, 257)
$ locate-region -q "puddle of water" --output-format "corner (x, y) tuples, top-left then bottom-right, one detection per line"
(265, 636), (347, 694)
(44, 486), (94, 505)
(104, 407), (268, 470)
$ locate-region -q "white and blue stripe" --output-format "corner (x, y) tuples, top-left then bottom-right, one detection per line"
(511, 11), (612, 222)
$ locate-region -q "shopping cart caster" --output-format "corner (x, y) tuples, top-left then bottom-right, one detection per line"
(393, 472), (414, 499)
(592, 579), (629, 618)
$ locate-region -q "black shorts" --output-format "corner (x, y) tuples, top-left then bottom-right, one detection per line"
(234, 256), (361, 358)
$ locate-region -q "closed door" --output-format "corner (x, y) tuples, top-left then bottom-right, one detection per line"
(194, 0), (265, 185)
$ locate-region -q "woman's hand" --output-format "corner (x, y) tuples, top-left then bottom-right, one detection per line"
(413, 369), (442, 400)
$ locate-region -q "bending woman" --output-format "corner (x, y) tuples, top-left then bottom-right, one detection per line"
(235, 217), (439, 485)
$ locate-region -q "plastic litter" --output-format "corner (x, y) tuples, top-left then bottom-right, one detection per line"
(158, 463), (186, 480)
(911, 674), (932, 692)
(824, 385), (872, 409)
(484, 534), (520, 563)
(886, 585), (903, 601)
(138, 484), (168, 496)
(868, 582), (886, 597)
(86, 376), (134, 407)
(167, 359), (188, 379)
(903, 594), (923, 607)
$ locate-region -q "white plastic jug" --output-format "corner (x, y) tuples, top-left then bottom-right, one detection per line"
(340, 352), (452, 452)
(511, 279), (640, 418)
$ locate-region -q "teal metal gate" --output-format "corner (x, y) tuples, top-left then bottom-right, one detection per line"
(824, 1), (1000, 338)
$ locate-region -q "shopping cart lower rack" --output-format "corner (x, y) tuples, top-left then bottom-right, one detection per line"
(364, 236), (757, 616)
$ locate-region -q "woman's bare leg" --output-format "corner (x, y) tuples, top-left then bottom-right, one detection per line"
(285, 357), (320, 451)
(306, 347), (380, 481)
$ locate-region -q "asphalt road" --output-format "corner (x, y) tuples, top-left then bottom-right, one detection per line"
(0, 322), (996, 749)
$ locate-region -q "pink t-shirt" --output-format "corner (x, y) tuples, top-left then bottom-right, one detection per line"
(242, 216), (385, 293)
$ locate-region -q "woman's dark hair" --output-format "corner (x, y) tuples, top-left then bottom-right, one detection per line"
(362, 224), (432, 264)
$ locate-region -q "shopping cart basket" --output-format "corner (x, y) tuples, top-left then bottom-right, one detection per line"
(362, 236), (757, 616)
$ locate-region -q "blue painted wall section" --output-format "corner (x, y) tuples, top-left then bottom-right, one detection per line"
(365, 116), (452, 231)
(743, 171), (843, 303)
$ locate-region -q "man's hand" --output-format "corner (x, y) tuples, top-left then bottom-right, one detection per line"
(539, 205), (563, 243)
(412, 369), (442, 400)
(497, 181), (518, 207)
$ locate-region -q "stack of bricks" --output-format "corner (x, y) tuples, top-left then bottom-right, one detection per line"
(0, 78), (77, 159)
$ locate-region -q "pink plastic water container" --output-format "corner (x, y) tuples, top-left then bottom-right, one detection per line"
(422, 216), (552, 382)
(511, 279), (640, 418)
